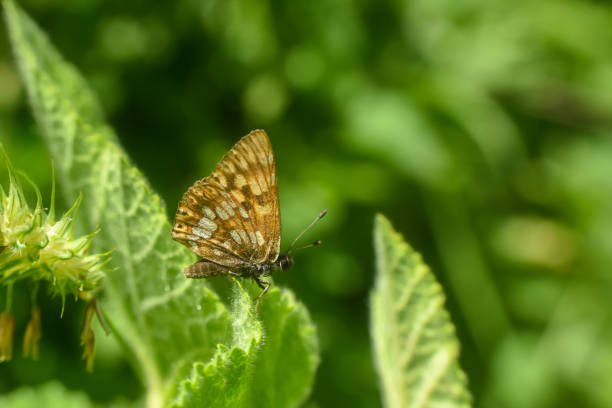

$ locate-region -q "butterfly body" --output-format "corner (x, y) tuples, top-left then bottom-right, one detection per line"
(183, 254), (293, 280)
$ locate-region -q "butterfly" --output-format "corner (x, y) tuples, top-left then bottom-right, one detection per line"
(172, 130), (325, 314)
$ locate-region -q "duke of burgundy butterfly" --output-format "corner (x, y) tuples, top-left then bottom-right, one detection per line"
(172, 130), (326, 314)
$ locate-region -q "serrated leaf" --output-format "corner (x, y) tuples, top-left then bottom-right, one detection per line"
(242, 284), (319, 408)
(371, 214), (472, 408)
(166, 281), (263, 408)
(166, 282), (319, 408)
(4, 2), (318, 407)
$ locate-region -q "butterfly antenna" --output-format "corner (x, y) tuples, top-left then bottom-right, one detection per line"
(293, 240), (322, 252)
(288, 210), (327, 254)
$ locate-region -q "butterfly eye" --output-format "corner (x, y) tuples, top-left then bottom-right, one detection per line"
(280, 256), (294, 271)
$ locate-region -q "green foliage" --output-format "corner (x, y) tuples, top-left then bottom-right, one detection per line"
(0, 382), (94, 408)
(4, 1), (318, 406)
(4, 0), (612, 407)
(167, 285), (318, 408)
(371, 215), (471, 408)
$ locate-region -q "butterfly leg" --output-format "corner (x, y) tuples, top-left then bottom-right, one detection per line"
(224, 270), (241, 287)
(254, 277), (271, 316)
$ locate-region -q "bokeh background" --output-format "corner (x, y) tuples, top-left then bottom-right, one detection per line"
(2, 0), (612, 407)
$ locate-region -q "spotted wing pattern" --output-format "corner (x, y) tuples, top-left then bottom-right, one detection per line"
(172, 130), (281, 268)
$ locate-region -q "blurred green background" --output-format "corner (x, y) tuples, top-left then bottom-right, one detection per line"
(2, 0), (612, 407)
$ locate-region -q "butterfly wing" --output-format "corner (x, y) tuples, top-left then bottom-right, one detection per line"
(218, 130), (281, 263)
(172, 130), (281, 267)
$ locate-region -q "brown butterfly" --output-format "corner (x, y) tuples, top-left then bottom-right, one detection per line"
(172, 130), (325, 314)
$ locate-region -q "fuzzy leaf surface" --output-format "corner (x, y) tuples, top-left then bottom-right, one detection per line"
(371, 214), (472, 408)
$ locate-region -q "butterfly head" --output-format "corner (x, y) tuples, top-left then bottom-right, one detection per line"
(276, 253), (294, 272)
(272, 209), (326, 275)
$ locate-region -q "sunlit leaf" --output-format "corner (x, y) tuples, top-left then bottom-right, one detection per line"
(371, 214), (471, 408)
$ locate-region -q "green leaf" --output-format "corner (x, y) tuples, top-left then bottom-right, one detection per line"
(0, 382), (95, 408)
(371, 214), (472, 408)
(167, 283), (318, 408)
(242, 284), (319, 408)
(4, 2), (318, 407)
(165, 281), (263, 408)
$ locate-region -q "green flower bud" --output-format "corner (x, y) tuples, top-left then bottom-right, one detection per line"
(0, 147), (109, 307)
(0, 147), (111, 370)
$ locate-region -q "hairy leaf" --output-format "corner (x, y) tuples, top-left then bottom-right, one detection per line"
(371, 214), (472, 408)
(4, 2), (318, 407)
(166, 282), (318, 408)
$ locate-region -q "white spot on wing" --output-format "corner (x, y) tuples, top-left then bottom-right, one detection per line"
(257, 203), (271, 214)
(256, 231), (265, 246)
(198, 217), (218, 232)
(249, 178), (262, 195)
(221, 201), (235, 217)
(249, 231), (257, 246)
(223, 241), (232, 250)
(220, 193), (238, 208)
(233, 190), (245, 202)
(203, 206), (216, 219)
(230, 230), (242, 244)
(216, 206), (229, 220)
(187, 234), (199, 241)
(235, 174), (247, 188)
(239, 229), (249, 245)
(192, 227), (211, 239)
(270, 171), (275, 185)
(202, 205), (217, 220)
(239, 207), (249, 219)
